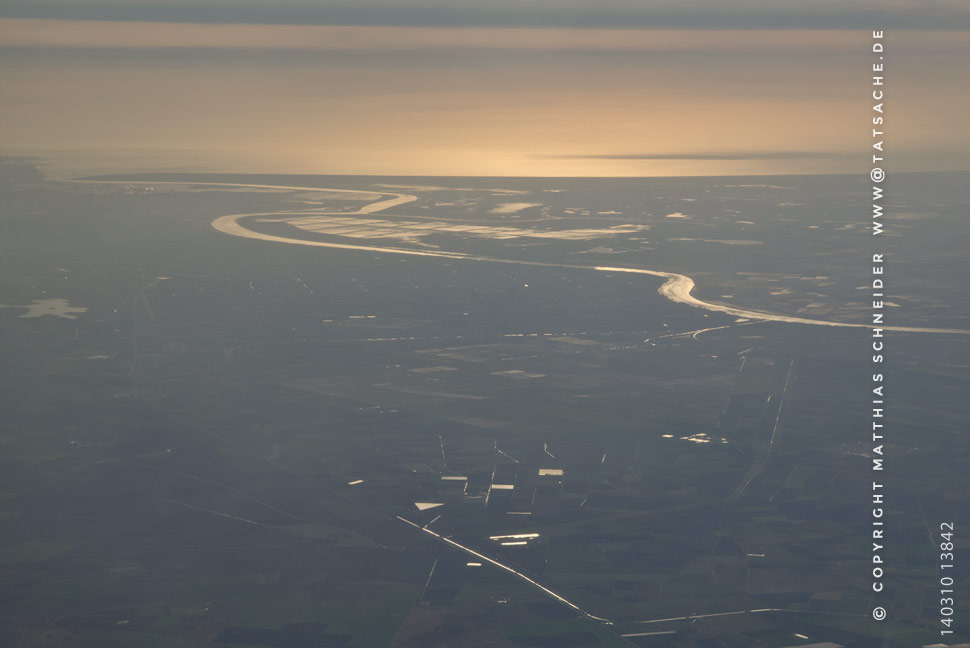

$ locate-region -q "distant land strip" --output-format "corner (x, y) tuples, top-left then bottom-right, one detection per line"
(73, 180), (970, 336)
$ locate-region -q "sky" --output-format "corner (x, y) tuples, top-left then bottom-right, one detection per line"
(1, 1), (968, 177)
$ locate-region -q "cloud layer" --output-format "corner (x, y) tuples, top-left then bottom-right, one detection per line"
(1, 0), (969, 29)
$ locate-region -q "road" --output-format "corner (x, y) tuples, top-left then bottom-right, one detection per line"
(396, 515), (613, 624)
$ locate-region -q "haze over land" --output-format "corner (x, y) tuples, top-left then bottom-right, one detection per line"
(1, 163), (969, 646)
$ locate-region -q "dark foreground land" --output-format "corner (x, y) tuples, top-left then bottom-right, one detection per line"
(1, 161), (968, 647)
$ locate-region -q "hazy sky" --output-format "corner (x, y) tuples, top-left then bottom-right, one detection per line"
(1, 1), (968, 177)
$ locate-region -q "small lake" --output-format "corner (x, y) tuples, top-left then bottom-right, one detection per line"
(0, 298), (88, 319)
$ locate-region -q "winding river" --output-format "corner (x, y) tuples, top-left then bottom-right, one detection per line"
(81, 180), (968, 336)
